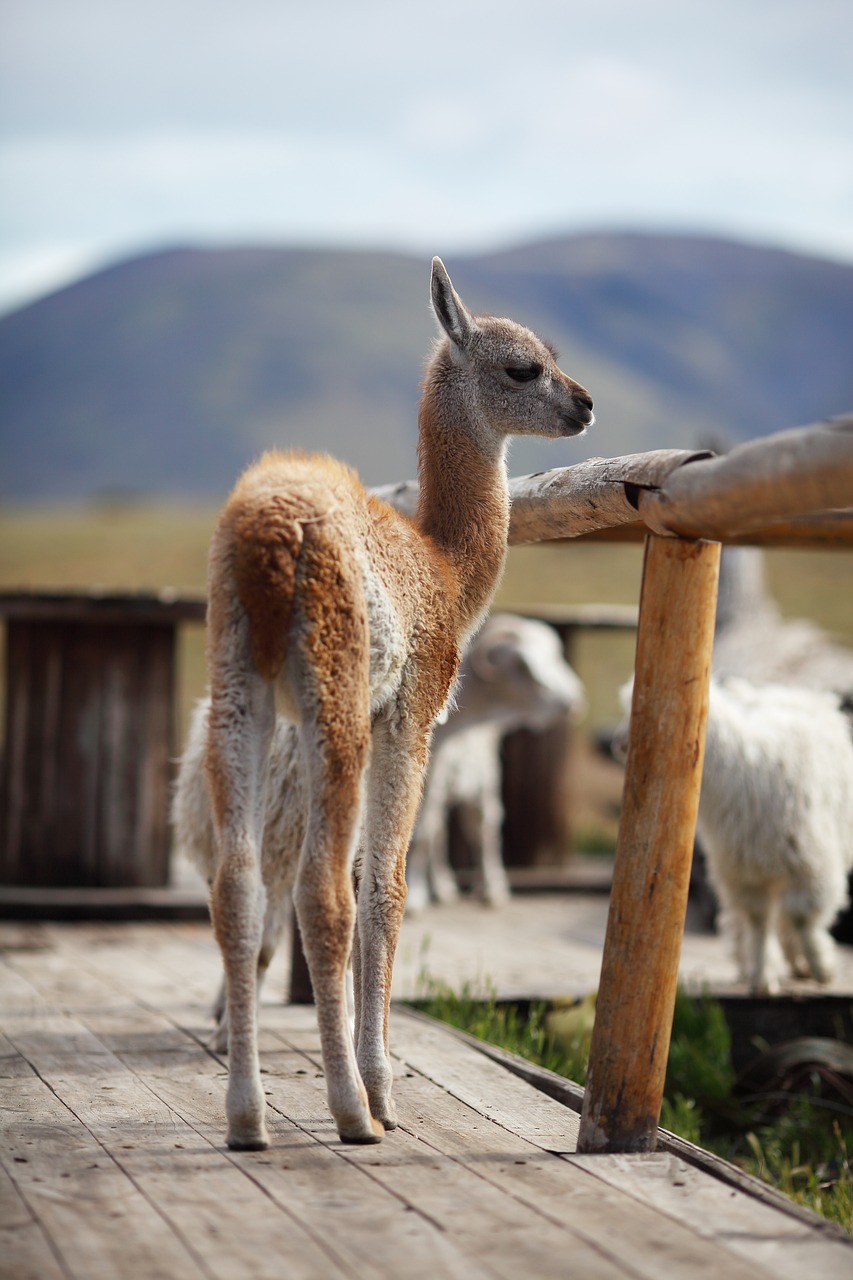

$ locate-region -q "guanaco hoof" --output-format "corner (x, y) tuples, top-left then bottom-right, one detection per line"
(339, 1116), (385, 1144)
(227, 1135), (270, 1152)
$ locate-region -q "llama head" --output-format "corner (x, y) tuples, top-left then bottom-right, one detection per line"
(429, 256), (594, 441)
(468, 613), (587, 729)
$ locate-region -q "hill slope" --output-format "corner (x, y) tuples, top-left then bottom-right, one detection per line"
(2, 233), (852, 500)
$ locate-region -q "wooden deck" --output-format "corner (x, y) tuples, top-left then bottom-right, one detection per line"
(2, 917), (851, 1279)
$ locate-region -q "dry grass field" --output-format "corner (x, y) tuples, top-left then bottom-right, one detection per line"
(2, 500), (852, 850)
(3, 500), (852, 708)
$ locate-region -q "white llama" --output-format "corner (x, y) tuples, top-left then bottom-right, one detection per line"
(405, 613), (587, 912)
(201, 258), (593, 1149)
(615, 676), (853, 992)
(697, 678), (853, 992)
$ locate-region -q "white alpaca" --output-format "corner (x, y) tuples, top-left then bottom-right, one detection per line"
(405, 613), (586, 913)
(697, 678), (853, 992)
(197, 258), (593, 1149)
(712, 545), (853, 695)
(616, 676), (853, 992)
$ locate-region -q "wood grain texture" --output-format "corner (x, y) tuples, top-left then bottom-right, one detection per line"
(2, 920), (851, 1280)
(549, 510), (853, 547)
(375, 417), (853, 548)
(507, 449), (712, 543)
(578, 535), (721, 1154)
(0, 619), (175, 889)
(639, 416), (853, 542)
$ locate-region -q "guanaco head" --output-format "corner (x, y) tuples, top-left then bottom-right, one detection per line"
(429, 257), (594, 440)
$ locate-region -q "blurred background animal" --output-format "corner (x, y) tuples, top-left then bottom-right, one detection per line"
(694, 677), (853, 992)
(611, 544), (853, 991)
(712, 546), (853, 695)
(405, 613), (586, 913)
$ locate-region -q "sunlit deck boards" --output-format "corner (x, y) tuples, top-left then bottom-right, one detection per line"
(1, 920), (850, 1279)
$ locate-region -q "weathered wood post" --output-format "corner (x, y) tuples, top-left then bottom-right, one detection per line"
(500, 608), (639, 872)
(577, 533), (720, 1153)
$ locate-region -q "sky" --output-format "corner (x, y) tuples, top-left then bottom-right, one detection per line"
(1, 0), (852, 315)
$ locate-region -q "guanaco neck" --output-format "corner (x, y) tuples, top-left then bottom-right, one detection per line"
(416, 346), (511, 627)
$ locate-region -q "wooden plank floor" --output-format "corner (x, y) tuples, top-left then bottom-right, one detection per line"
(1, 920), (850, 1280)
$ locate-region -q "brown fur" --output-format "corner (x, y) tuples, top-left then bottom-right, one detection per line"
(224, 449), (368, 683)
(234, 499), (303, 682)
(417, 409), (510, 625)
(297, 530), (371, 798)
(198, 259), (593, 1151)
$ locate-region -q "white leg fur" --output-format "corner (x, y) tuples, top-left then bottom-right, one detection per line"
(207, 665), (275, 1150)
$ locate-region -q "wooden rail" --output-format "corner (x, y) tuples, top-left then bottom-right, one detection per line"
(380, 411), (853, 1153)
(375, 413), (853, 548)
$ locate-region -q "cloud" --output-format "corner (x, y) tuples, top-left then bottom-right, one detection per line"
(1, 0), (852, 312)
(0, 243), (103, 314)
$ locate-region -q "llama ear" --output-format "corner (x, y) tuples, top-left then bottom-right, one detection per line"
(430, 257), (474, 351)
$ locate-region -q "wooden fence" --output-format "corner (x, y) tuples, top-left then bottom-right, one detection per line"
(381, 411), (853, 1153)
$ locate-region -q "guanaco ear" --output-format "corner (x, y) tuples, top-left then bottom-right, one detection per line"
(431, 257), (474, 351)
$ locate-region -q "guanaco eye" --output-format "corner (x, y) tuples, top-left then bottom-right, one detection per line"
(504, 362), (542, 383)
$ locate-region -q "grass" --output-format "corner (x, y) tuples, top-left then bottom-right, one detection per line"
(413, 979), (853, 1234)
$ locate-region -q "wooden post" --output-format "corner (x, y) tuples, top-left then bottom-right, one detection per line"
(577, 534), (720, 1153)
(499, 611), (639, 871)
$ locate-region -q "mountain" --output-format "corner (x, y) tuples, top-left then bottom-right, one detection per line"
(2, 233), (852, 501)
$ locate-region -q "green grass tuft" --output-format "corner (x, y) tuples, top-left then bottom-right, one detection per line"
(412, 980), (853, 1233)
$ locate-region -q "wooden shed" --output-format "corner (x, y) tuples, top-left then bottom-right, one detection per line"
(0, 590), (204, 890)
